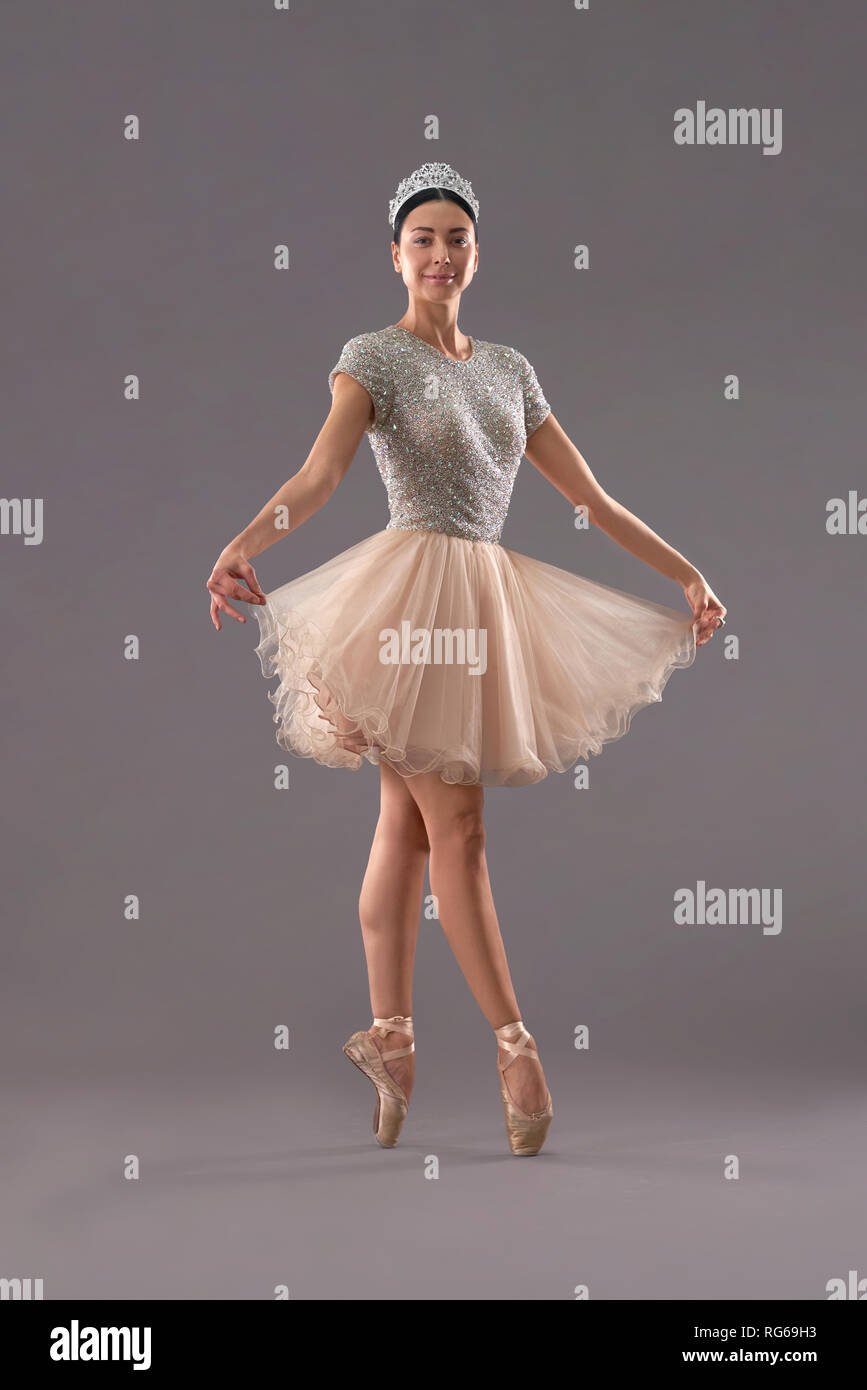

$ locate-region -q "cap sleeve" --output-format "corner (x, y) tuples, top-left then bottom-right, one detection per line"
(516, 351), (551, 440)
(328, 333), (394, 432)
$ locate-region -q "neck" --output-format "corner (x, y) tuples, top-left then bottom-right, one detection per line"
(395, 303), (468, 355)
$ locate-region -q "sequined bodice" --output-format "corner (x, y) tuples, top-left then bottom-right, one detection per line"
(328, 324), (550, 545)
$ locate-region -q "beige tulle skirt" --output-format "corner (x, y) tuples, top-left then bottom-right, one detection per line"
(252, 527), (697, 788)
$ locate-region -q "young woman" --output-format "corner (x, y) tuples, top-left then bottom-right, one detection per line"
(206, 162), (726, 1158)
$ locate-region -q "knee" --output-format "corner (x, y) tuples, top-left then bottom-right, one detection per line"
(432, 809), (486, 861)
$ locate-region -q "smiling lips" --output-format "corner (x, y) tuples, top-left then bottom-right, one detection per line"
(426, 274), (454, 281)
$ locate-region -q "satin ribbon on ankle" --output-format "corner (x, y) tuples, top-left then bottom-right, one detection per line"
(494, 1019), (537, 1068)
(372, 1014), (413, 1032)
(371, 1015), (414, 1061)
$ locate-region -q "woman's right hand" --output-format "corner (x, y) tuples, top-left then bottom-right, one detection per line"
(206, 543), (267, 630)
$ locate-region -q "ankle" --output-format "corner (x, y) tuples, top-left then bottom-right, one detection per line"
(370, 1027), (415, 1049)
(493, 1018), (525, 1042)
(371, 1014), (413, 1041)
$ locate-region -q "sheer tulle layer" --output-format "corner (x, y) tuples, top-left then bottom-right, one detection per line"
(252, 527), (697, 788)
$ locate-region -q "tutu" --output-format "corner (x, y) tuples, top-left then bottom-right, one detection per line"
(249, 324), (697, 787)
(253, 526), (696, 788)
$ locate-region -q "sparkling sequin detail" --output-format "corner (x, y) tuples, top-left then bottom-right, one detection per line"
(327, 324), (551, 545)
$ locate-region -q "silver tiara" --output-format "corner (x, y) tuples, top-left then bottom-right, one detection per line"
(388, 161), (479, 229)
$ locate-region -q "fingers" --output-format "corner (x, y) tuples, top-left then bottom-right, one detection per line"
(240, 561), (267, 601)
(690, 586), (728, 647)
(694, 608), (726, 646)
(227, 577), (266, 605)
(207, 564), (267, 604)
(207, 577), (266, 608)
(210, 592), (246, 624)
(206, 555), (267, 631)
(336, 733), (370, 753)
(228, 579), (265, 604)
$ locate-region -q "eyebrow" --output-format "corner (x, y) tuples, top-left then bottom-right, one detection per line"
(409, 225), (470, 233)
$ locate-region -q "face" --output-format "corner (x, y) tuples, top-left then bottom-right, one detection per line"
(392, 199), (478, 301)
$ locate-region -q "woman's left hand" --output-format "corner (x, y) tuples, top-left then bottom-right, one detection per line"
(683, 576), (727, 647)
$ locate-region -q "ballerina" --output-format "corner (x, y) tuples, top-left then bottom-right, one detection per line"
(206, 162), (726, 1155)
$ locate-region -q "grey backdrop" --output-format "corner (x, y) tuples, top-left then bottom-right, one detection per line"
(2, 0), (865, 1301)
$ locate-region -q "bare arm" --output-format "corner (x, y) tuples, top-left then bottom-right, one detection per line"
(524, 414), (726, 644)
(233, 372), (373, 558)
(206, 372), (374, 629)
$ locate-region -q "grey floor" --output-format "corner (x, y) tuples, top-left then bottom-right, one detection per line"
(4, 1055), (863, 1301)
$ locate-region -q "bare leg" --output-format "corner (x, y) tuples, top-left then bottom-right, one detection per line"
(402, 771), (549, 1115)
(356, 760), (429, 1100)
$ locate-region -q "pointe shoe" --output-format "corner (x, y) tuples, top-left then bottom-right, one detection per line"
(494, 1020), (553, 1156)
(342, 1015), (414, 1148)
